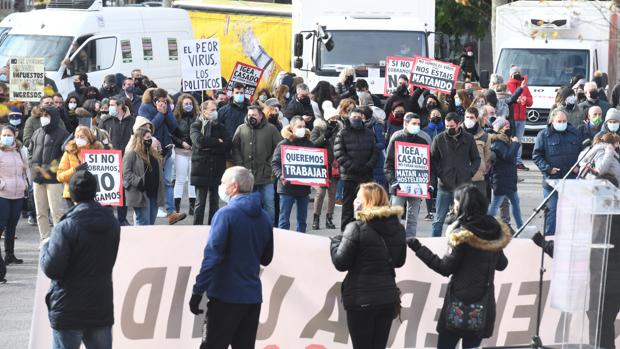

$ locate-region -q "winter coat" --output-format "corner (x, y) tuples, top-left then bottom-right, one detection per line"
(459, 54), (478, 81)
(232, 116), (283, 186)
(29, 108), (70, 184)
(284, 98), (314, 121)
(271, 126), (315, 197)
(122, 150), (165, 208)
(190, 119), (232, 188)
(101, 114), (136, 152)
(311, 117), (340, 166)
(124, 116), (161, 154)
(384, 130), (430, 188)
(138, 93), (178, 151)
(0, 143), (29, 200)
(40, 201), (120, 330)
(577, 122), (601, 142)
(533, 125), (583, 187)
(579, 98), (610, 118)
(172, 112), (197, 149)
(23, 109), (67, 148)
(57, 141), (104, 199)
(115, 91), (142, 114)
(469, 126), (492, 182)
(330, 205), (406, 310)
(506, 79), (533, 121)
(596, 121), (620, 140)
(430, 129), (481, 191)
(218, 99), (249, 139)
(192, 192), (273, 303)
(579, 143), (620, 185)
(414, 216), (510, 338)
(489, 133), (520, 195)
(423, 121), (445, 141)
(365, 117), (387, 184)
(334, 124), (378, 182)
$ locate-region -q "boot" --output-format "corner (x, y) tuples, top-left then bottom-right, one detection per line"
(167, 211), (187, 225)
(174, 198), (181, 213)
(312, 214), (320, 230)
(5, 253), (23, 265)
(325, 214), (336, 229)
(188, 198), (195, 216)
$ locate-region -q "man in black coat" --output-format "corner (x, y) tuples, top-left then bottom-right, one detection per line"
(283, 83), (314, 121)
(334, 107), (379, 231)
(190, 100), (232, 225)
(115, 78), (142, 115)
(40, 170), (120, 348)
(219, 82), (249, 138)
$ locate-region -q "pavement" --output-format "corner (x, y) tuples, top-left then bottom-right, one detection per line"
(0, 160), (545, 348)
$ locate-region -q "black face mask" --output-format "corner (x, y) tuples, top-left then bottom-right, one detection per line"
(345, 76), (354, 85)
(299, 96), (310, 105)
(447, 128), (458, 136)
(513, 74), (523, 81)
(431, 117), (441, 124)
(73, 82), (82, 90)
(503, 128), (512, 137)
(396, 84), (409, 96)
(589, 90), (599, 100)
(143, 139), (152, 149)
(394, 111), (405, 119)
(426, 103), (437, 110)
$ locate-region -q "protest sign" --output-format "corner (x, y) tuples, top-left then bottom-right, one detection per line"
(410, 56), (460, 94)
(80, 149), (123, 206)
(180, 39), (222, 92)
(395, 141), (430, 199)
(384, 56), (416, 96)
(227, 61), (264, 102)
(9, 57), (45, 102)
(281, 145), (328, 187)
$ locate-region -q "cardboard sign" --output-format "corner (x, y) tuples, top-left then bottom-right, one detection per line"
(384, 56), (416, 96)
(227, 61), (264, 102)
(395, 141), (430, 199)
(80, 149), (124, 206)
(9, 57), (45, 102)
(281, 145), (328, 187)
(410, 56), (460, 94)
(180, 39), (222, 92)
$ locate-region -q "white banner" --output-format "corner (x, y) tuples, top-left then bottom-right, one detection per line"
(180, 39), (222, 92)
(29, 227), (620, 348)
(9, 57), (45, 102)
(81, 150), (123, 207)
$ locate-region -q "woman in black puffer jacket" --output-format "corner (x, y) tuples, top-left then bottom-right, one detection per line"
(330, 182), (406, 349)
(171, 94), (199, 215)
(408, 184), (511, 349)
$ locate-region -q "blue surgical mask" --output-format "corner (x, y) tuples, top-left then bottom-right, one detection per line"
(0, 74), (7, 83)
(183, 104), (193, 112)
(454, 99), (462, 107)
(1, 136), (14, 146)
(125, 85), (134, 94)
(407, 125), (420, 135)
(233, 94), (245, 104)
(9, 118), (21, 126)
(109, 106), (118, 117)
(285, 92), (290, 99)
(553, 122), (568, 132)
(218, 184), (230, 203)
(609, 122), (620, 133)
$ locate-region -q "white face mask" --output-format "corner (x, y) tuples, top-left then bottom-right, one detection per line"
(464, 118), (477, 129)
(75, 138), (88, 147)
(406, 124), (420, 135)
(467, 51), (474, 57)
(40, 116), (51, 127)
(207, 111), (218, 121)
(218, 184), (231, 203)
(294, 127), (306, 138)
(68, 102), (77, 110)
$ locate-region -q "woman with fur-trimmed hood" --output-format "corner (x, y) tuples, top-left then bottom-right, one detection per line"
(407, 184), (510, 348)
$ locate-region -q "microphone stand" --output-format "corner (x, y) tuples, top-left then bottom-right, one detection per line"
(485, 139), (593, 349)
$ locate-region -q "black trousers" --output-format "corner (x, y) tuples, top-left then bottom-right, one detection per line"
(346, 307), (394, 349)
(588, 293), (620, 349)
(201, 298), (261, 349)
(194, 185), (219, 225)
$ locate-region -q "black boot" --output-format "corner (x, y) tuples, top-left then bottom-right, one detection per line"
(325, 214), (336, 229)
(174, 198), (181, 213)
(188, 198), (195, 216)
(5, 253), (23, 265)
(312, 214), (320, 230)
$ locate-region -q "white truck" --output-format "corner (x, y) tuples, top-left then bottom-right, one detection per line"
(291, 0), (435, 95)
(494, 0), (613, 145)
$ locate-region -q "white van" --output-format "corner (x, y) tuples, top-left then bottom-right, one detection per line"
(0, 0), (193, 97)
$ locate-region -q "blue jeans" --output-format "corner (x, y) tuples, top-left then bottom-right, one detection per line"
(278, 194), (309, 232)
(391, 195), (421, 238)
(52, 326), (112, 349)
(254, 183), (275, 225)
(543, 185), (558, 236)
(336, 179), (344, 200)
(0, 197), (23, 254)
(432, 188), (454, 237)
(437, 332), (482, 349)
(515, 120), (526, 165)
(163, 151), (175, 214)
(488, 191), (524, 229)
(134, 196), (158, 225)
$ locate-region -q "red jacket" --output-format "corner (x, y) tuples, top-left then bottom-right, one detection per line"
(507, 78), (533, 121)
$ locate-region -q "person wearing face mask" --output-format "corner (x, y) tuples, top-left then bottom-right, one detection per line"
(284, 83), (315, 121)
(99, 74), (119, 99)
(430, 112), (481, 237)
(23, 98), (67, 148)
(386, 101), (407, 141)
(354, 79), (382, 107)
(419, 94), (443, 127)
(171, 95), (199, 216)
(336, 68), (356, 99)
(578, 106), (603, 142)
(189, 166), (273, 349)
(385, 113), (431, 238)
(360, 107), (388, 190)
(28, 107), (70, 244)
(218, 82), (249, 138)
(551, 87), (585, 129)
(117, 77), (142, 115)
(459, 44), (479, 82)
(462, 108), (492, 195)
(271, 116), (316, 232)
(190, 100), (232, 226)
(384, 75), (419, 116)
(596, 108), (620, 140)
(579, 81), (610, 117)
(57, 126), (103, 208)
(6, 110), (24, 142)
(423, 108), (446, 140)
(253, 88), (272, 110)
(334, 108), (379, 231)
(506, 66), (533, 171)
(533, 109), (583, 235)
(263, 103), (286, 131)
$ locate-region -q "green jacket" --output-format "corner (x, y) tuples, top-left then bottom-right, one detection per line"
(232, 117), (282, 185)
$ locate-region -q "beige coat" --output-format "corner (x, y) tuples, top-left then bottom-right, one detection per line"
(472, 128), (492, 182)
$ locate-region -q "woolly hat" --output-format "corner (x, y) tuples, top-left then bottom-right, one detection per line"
(605, 108), (620, 123)
(509, 65), (521, 77)
(492, 117), (510, 132)
(322, 101), (338, 119)
(69, 170), (97, 203)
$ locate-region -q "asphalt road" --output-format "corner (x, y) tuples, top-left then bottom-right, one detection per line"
(0, 160), (545, 348)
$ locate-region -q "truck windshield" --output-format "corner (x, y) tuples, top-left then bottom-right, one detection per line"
(318, 30), (426, 72)
(0, 34), (73, 72)
(496, 48), (589, 87)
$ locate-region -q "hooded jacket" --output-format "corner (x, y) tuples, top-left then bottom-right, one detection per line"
(192, 192), (273, 303)
(190, 118), (232, 187)
(219, 98), (249, 138)
(489, 133), (520, 194)
(414, 216), (511, 338)
(29, 108), (70, 184)
(138, 92), (178, 152)
(23, 108), (67, 148)
(330, 205), (406, 309)
(124, 116), (160, 154)
(334, 122), (378, 182)
(101, 113), (136, 153)
(533, 124), (583, 186)
(430, 128), (481, 191)
(0, 142), (29, 200)
(271, 125), (315, 197)
(232, 116), (282, 185)
(57, 140), (104, 199)
(40, 201), (120, 330)
(506, 78), (533, 121)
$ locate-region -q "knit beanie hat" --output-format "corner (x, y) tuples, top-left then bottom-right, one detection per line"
(605, 108), (620, 123)
(69, 170), (97, 203)
(492, 117), (510, 132)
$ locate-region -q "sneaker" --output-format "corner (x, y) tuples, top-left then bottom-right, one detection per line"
(167, 212), (187, 225)
(157, 208), (167, 218)
(424, 213), (433, 221)
(517, 164), (530, 171)
(28, 216), (37, 226)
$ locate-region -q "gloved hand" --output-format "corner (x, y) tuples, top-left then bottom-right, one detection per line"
(407, 237), (421, 252)
(189, 293), (203, 315)
(389, 182), (400, 195)
(75, 162), (89, 172)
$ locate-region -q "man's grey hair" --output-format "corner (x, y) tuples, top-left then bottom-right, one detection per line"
(296, 83), (309, 93)
(549, 108), (567, 123)
(225, 166), (254, 193)
(584, 81), (598, 92)
(358, 92), (374, 107)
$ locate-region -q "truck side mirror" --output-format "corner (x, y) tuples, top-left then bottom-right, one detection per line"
(294, 33), (303, 57)
(294, 57), (303, 69)
(479, 70), (490, 88)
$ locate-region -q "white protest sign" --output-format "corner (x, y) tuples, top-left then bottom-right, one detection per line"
(395, 141), (430, 199)
(410, 56), (460, 94)
(384, 56), (416, 96)
(281, 145), (328, 187)
(180, 39), (222, 92)
(81, 149), (123, 206)
(227, 61), (264, 102)
(9, 57), (45, 102)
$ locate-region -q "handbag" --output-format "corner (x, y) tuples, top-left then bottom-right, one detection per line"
(444, 254), (496, 333)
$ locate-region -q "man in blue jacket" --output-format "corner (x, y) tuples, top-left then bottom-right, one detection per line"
(189, 166), (274, 349)
(40, 170), (120, 349)
(533, 109), (583, 235)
